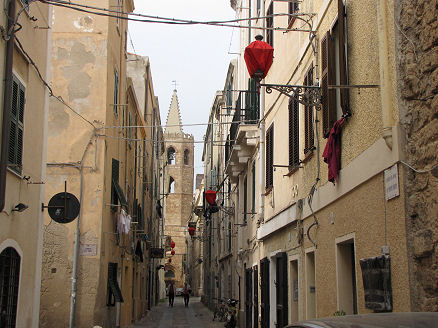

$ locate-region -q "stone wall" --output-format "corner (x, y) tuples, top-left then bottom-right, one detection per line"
(397, 0), (438, 311)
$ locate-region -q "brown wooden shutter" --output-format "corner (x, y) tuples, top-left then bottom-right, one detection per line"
(276, 252), (288, 327)
(266, 125), (274, 189)
(245, 267), (253, 328)
(253, 265), (259, 328)
(321, 30), (337, 138)
(289, 98), (299, 168)
(338, 0), (349, 115)
(304, 64), (314, 154)
(260, 258), (270, 328)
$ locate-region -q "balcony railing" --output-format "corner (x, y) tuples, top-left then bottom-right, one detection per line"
(226, 89), (260, 163)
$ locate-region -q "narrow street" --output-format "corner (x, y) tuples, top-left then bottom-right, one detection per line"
(128, 297), (226, 328)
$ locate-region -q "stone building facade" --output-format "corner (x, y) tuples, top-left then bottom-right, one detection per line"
(163, 90), (194, 288)
(396, 0), (438, 312)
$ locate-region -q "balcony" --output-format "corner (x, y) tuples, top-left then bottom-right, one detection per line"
(225, 90), (260, 183)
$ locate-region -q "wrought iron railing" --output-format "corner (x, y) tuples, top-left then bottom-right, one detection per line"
(226, 89), (260, 164)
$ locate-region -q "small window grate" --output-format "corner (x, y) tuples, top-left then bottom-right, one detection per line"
(0, 247), (21, 328)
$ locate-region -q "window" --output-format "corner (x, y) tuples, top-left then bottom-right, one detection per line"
(257, 0), (261, 16)
(107, 262), (123, 306)
(226, 77), (233, 114)
(111, 158), (119, 208)
(304, 65), (315, 155)
(128, 112), (132, 144)
(289, 97), (300, 169)
(113, 69), (119, 114)
(246, 78), (260, 122)
(167, 147), (175, 165)
(0, 247), (21, 327)
(252, 161), (256, 213)
(168, 177), (175, 194)
(184, 149), (189, 165)
(243, 175), (248, 223)
(288, 1), (299, 26)
(321, 0), (349, 137)
(266, 2), (274, 47)
(8, 76), (25, 174)
(266, 124), (274, 190)
(260, 258), (270, 328)
(116, 0), (122, 32)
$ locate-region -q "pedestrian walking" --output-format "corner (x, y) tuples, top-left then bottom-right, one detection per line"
(168, 281), (175, 307)
(183, 282), (191, 307)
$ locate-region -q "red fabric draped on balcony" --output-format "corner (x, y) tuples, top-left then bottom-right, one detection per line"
(244, 39), (274, 79)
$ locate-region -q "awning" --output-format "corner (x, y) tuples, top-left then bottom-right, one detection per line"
(107, 262), (123, 304)
(112, 179), (128, 209)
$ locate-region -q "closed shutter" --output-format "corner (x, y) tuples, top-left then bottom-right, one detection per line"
(304, 65), (314, 154)
(260, 258), (270, 328)
(338, 0), (349, 115)
(111, 158), (120, 209)
(243, 175), (248, 223)
(321, 32), (337, 138)
(276, 252), (288, 327)
(266, 124), (274, 189)
(8, 77), (25, 174)
(107, 262), (123, 305)
(266, 3), (274, 47)
(253, 265), (259, 328)
(113, 69), (119, 114)
(288, 98), (299, 168)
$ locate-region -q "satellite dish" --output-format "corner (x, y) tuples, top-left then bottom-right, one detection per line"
(47, 192), (80, 224)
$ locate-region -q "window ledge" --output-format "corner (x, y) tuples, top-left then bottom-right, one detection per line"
(264, 186), (273, 196)
(285, 166), (299, 177)
(302, 151), (314, 164)
(7, 166), (22, 179)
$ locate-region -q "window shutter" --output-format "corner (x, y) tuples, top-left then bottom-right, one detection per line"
(304, 65), (314, 154)
(111, 158), (120, 209)
(245, 268), (253, 328)
(288, 98), (299, 168)
(321, 31), (337, 138)
(266, 3), (274, 47)
(266, 125), (274, 189)
(8, 78), (25, 173)
(243, 175), (248, 223)
(338, 0), (349, 115)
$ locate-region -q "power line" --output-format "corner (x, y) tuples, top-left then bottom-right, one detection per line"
(38, 0), (312, 32)
(98, 120), (256, 130)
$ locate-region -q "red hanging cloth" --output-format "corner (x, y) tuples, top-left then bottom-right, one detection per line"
(322, 118), (345, 184)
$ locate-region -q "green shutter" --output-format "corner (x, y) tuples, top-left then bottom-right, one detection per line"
(8, 77), (25, 174)
(113, 69), (119, 114)
(111, 159), (119, 209)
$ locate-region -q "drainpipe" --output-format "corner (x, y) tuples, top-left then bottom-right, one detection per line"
(377, 0), (395, 149)
(70, 133), (95, 328)
(0, 0), (15, 212)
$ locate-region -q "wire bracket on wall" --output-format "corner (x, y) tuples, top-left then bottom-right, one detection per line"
(260, 83), (322, 107)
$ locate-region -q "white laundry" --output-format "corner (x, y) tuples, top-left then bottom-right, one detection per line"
(117, 209), (128, 234)
(124, 214), (131, 234)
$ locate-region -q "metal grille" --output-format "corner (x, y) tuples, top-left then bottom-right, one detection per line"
(0, 247), (21, 328)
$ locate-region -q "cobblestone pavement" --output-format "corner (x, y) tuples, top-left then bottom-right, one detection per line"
(128, 296), (227, 328)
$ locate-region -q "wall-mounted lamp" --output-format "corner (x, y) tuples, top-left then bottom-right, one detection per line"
(12, 203), (28, 212)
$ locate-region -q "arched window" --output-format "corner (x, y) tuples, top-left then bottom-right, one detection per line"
(169, 177), (175, 194)
(167, 147), (175, 165)
(184, 149), (189, 165)
(0, 247), (21, 327)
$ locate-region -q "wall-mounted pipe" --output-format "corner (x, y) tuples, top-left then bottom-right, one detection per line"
(377, 0), (395, 149)
(0, 0), (16, 212)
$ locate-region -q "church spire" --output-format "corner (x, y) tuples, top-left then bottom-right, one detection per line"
(165, 89), (183, 134)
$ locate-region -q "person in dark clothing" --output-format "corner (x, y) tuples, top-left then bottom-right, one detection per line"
(168, 282), (175, 307)
(183, 282), (191, 307)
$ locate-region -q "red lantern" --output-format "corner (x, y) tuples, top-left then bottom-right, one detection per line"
(188, 226), (196, 236)
(244, 35), (274, 81)
(168, 258), (172, 263)
(170, 241), (175, 248)
(205, 190), (216, 205)
(171, 250), (175, 256)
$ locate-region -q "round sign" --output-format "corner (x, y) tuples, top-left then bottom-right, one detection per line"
(48, 192), (80, 224)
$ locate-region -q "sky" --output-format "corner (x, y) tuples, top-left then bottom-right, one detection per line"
(128, 1), (238, 178)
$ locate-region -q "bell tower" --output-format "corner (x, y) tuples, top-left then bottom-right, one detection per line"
(163, 89), (194, 287)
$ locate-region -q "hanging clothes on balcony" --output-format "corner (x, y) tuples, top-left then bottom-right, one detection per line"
(117, 209), (132, 235)
(322, 117), (345, 184)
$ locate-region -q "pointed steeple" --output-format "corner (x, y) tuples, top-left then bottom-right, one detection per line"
(165, 89), (183, 134)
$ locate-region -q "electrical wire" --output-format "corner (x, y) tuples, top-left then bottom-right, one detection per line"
(38, 0), (313, 32)
(98, 120), (257, 130)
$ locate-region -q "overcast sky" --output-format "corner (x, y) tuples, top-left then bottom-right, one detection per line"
(128, 1), (238, 178)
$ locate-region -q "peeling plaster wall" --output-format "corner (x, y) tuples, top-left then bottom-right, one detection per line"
(396, 0), (438, 312)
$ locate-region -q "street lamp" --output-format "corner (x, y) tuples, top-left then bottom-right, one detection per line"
(244, 35), (321, 107)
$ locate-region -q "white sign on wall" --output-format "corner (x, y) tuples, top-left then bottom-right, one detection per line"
(80, 244), (98, 256)
(384, 164), (399, 200)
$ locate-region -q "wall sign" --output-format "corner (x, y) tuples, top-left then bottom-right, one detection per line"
(384, 164), (399, 200)
(80, 244), (97, 256)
